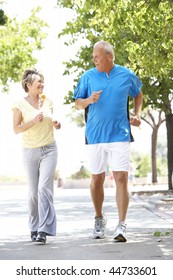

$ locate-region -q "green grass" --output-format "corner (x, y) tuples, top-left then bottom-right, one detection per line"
(153, 231), (170, 237)
(0, 176), (26, 183)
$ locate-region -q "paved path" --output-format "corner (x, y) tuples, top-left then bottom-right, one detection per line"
(0, 184), (173, 260)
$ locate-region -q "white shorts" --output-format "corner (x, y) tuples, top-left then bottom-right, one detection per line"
(86, 142), (130, 174)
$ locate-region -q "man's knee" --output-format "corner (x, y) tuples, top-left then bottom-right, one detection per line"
(91, 173), (105, 188)
(113, 171), (128, 186)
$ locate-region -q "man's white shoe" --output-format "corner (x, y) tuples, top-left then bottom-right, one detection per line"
(93, 215), (107, 239)
(114, 222), (127, 242)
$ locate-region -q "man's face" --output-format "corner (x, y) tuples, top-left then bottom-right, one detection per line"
(93, 46), (112, 72)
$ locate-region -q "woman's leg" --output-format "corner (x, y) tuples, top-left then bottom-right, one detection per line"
(23, 148), (40, 232)
(38, 142), (57, 236)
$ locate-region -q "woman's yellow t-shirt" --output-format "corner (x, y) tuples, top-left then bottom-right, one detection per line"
(12, 97), (55, 148)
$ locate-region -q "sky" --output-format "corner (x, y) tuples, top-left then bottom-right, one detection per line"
(0, 0), (166, 179)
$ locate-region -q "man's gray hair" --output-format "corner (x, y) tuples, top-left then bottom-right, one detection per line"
(94, 40), (115, 61)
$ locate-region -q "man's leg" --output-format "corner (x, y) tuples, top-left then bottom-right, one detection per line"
(90, 172), (105, 217)
(113, 171), (129, 223)
(86, 144), (108, 238)
(90, 172), (107, 239)
(113, 171), (129, 242)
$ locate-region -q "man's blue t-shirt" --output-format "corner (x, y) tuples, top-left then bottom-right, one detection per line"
(73, 65), (142, 144)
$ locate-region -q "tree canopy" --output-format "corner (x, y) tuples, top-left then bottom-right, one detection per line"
(0, 8), (7, 25)
(58, 0), (173, 111)
(0, 6), (48, 91)
(58, 0), (173, 188)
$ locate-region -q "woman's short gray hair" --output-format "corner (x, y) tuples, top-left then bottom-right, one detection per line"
(94, 40), (115, 61)
(21, 68), (44, 92)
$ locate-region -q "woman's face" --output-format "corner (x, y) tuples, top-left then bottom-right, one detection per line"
(27, 74), (44, 95)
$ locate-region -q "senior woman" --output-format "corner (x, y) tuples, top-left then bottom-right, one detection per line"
(12, 68), (61, 244)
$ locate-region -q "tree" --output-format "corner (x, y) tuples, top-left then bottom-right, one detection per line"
(141, 109), (165, 183)
(71, 165), (91, 179)
(0, 7), (48, 92)
(132, 153), (151, 178)
(0, 8), (7, 25)
(67, 107), (86, 127)
(57, 0), (173, 189)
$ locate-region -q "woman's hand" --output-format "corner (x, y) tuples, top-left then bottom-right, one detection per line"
(33, 112), (44, 124)
(52, 120), (61, 129)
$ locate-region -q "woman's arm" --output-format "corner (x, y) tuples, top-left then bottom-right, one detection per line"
(13, 108), (44, 134)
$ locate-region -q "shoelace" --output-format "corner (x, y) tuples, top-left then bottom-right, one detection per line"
(117, 224), (126, 232)
(95, 217), (105, 230)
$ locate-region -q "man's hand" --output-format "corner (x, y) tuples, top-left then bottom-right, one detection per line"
(89, 90), (102, 104)
(75, 90), (102, 110)
(130, 115), (141, 127)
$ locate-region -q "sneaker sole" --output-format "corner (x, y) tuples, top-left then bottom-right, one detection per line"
(36, 241), (46, 245)
(31, 238), (37, 242)
(93, 235), (105, 239)
(114, 234), (127, 242)
(93, 230), (106, 239)
(36, 239), (46, 244)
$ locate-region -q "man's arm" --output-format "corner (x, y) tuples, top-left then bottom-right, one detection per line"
(75, 90), (102, 110)
(130, 91), (143, 126)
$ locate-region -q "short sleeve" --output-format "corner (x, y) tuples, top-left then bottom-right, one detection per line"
(12, 100), (23, 111)
(129, 71), (142, 97)
(73, 74), (89, 100)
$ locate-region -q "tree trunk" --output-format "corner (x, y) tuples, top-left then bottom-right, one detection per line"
(165, 113), (173, 190)
(151, 127), (158, 183)
(146, 109), (165, 184)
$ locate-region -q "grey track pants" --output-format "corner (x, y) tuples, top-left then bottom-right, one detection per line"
(23, 141), (57, 236)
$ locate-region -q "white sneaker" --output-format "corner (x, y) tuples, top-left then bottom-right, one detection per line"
(93, 215), (107, 239)
(114, 222), (127, 242)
